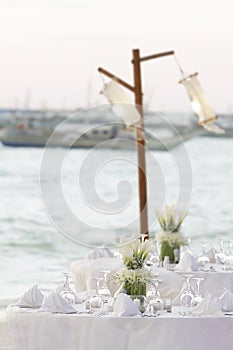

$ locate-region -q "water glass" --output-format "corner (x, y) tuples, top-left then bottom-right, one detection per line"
(180, 275), (194, 307)
(98, 270), (111, 302)
(148, 296), (163, 316)
(191, 277), (204, 307)
(59, 272), (76, 306)
(131, 295), (148, 313)
(90, 277), (104, 311)
(163, 298), (172, 312)
(224, 241), (233, 270)
(197, 241), (210, 268)
(215, 238), (225, 264)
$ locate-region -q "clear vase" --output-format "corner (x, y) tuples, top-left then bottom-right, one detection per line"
(124, 282), (146, 296)
(160, 241), (180, 264)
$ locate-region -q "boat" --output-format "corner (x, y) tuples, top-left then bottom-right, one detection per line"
(0, 117), (204, 151)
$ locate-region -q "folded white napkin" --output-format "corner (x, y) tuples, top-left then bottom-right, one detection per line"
(191, 291), (224, 316)
(15, 285), (44, 308)
(113, 293), (141, 317)
(206, 245), (216, 263)
(219, 288), (233, 312)
(40, 291), (76, 313)
(153, 267), (184, 300)
(87, 247), (114, 259)
(174, 251), (198, 272)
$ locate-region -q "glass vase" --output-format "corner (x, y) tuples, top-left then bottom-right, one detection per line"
(124, 282), (146, 296)
(160, 241), (179, 264)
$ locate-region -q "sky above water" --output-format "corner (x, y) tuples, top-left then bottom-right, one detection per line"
(0, 0), (232, 113)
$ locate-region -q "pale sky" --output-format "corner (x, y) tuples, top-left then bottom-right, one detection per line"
(0, 0), (232, 113)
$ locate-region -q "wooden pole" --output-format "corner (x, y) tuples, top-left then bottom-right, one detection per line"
(98, 49), (174, 241)
(132, 49), (149, 239)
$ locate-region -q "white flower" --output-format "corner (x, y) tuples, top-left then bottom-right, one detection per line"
(155, 205), (187, 233)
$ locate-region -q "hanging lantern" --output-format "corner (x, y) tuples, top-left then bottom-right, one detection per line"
(101, 79), (141, 128)
(179, 73), (224, 134)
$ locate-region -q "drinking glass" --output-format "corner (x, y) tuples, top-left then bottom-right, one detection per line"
(146, 242), (160, 267)
(197, 241), (210, 268)
(224, 241), (233, 270)
(215, 238), (225, 264)
(180, 237), (192, 259)
(90, 277), (104, 311)
(180, 275), (194, 307)
(59, 272), (76, 306)
(147, 278), (163, 316)
(191, 277), (204, 307)
(131, 295), (148, 313)
(98, 270), (111, 302)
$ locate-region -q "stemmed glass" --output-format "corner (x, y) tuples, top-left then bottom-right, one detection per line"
(224, 241), (233, 270)
(147, 278), (163, 316)
(59, 272), (76, 306)
(146, 241), (160, 267)
(180, 275), (194, 307)
(180, 237), (192, 259)
(215, 238), (225, 265)
(191, 277), (204, 307)
(90, 277), (104, 311)
(98, 270), (111, 302)
(197, 241), (210, 269)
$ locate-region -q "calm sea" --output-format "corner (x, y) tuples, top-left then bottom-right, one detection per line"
(1, 135), (233, 308)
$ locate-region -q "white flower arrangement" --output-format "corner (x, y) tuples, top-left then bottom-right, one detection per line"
(113, 267), (152, 286)
(155, 205), (187, 233)
(156, 230), (187, 246)
(112, 239), (154, 294)
(119, 240), (153, 269)
(155, 205), (188, 259)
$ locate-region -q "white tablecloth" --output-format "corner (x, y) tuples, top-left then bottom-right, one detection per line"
(6, 305), (233, 350)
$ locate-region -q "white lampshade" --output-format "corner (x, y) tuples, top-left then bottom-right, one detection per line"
(101, 79), (141, 127)
(179, 73), (224, 134)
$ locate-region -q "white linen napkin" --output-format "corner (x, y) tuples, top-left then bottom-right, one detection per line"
(153, 267), (184, 300)
(174, 251), (198, 272)
(15, 285), (44, 308)
(87, 247), (114, 259)
(113, 293), (141, 317)
(206, 245), (217, 263)
(219, 288), (233, 312)
(39, 291), (76, 313)
(191, 291), (224, 316)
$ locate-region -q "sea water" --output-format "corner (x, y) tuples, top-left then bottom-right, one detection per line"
(0, 136), (233, 307)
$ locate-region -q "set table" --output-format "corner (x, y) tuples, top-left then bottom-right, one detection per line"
(6, 305), (233, 350)
(5, 259), (233, 350)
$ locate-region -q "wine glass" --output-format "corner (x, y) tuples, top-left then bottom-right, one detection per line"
(180, 275), (194, 307)
(146, 278), (160, 302)
(59, 272), (76, 306)
(215, 238), (226, 265)
(197, 241), (210, 269)
(90, 277), (104, 311)
(98, 270), (111, 302)
(146, 241), (160, 267)
(180, 237), (192, 259)
(191, 277), (204, 307)
(224, 241), (233, 270)
(147, 278), (163, 316)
